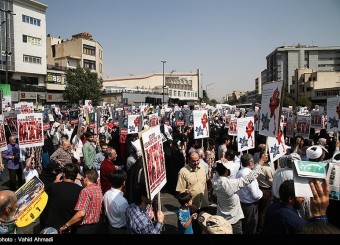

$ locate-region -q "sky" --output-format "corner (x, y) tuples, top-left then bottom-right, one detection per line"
(40, 0), (340, 101)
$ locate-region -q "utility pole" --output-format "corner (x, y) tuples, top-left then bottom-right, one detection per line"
(0, 8), (16, 84)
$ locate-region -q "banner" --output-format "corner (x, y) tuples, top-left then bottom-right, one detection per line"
(3, 110), (19, 138)
(15, 102), (34, 114)
(141, 126), (166, 200)
(296, 115), (311, 140)
(14, 176), (48, 227)
(236, 117), (255, 152)
(193, 110), (210, 139)
(0, 115), (7, 151)
(267, 123), (287, 162)
(17, 113), (44, 148)
(0, 84), (11, 113)
(327, 96), (340, 132)
(259, 81), (283, 137)
(127, 114), (140, 134)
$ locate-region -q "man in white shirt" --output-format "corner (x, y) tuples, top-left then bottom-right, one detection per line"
(236, 153), (263, 234)
(103, 170), (129, 234)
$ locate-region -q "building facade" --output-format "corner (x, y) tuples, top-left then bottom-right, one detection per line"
(1, 0), (47, 106)
(291, 68), (340, 106)
(45, 32), (103, 104)
(103, 71), (200, 105)
(266, 44), (340, 92)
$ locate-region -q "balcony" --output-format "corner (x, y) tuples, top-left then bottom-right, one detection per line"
(45, 83), (66, 91)
(47, 64), (68, 71)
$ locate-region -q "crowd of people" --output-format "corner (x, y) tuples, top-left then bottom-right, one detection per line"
(0, 104), (339, 235)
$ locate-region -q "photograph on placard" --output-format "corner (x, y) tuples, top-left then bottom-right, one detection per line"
(0, 115), (7, 151)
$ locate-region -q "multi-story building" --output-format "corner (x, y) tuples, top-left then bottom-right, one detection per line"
(291, 68), (340, 106)
(45, 32), (103, 104)
(103, 71), (200, 105)
(266, 44), (340, 93)
(225, 91), (247, 104)
(0, 0), (47, 105)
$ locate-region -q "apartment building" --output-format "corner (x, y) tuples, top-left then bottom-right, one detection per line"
(0, 0), (47, 104)
(45, 32), (103, 103)
(266, 44), (340, 92)
(291, 68), (340, 106)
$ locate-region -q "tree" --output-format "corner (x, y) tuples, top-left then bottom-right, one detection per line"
(210, 99), (217, 106)
(298, 94), (312, 108)
(282, 91), (296, 108)
(63, 66), (103, 106)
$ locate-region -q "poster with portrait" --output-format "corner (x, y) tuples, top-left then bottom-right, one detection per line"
(42, 109), (50, 131)
(15, 176), (47, 227)
(268, 123), (287, 162)
(259, 81), (283, 137)
(285, 116), (295, 138)
(141, 126), (166, 200)
(310, 110), (323, 129)
(69, 109), (79, 125)
(148, 113), (160, 127)
(0, 115), (7, 151)
(3, 110), (19, 138)
(192, 110), (210, 139)
(84, 100), (94, 113)
(225, 114), (234, 128)
(296, 115), (311, 140)
(327, 162), (340, 201)
(236, 117), (255, 152)
(228, 118), (238, 136)
(327, 97), (340, 132)
(17, 113), (44, 148)
(15, 102), (34, 114)
(174, 110), (185, 126)
(128, 114), (141, 134)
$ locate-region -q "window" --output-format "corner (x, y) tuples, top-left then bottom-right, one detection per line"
(22, 15), (41, 27)
(23, 35), (41, 45)
(83, 59), (96, 70)
(83, 45), (96, 56)
(99, 63), (102, 73)
(23, 55), (41, 64)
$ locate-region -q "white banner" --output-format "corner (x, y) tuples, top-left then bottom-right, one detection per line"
(193, 110), (210, 139)
(236, 117), (255, 152)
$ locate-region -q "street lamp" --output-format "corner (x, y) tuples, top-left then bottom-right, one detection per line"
(206, 82), (214, 98)
(161, 60), (166, 104)
(0, 8), (15, 84)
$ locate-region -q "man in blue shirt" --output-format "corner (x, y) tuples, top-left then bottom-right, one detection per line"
(2, 136), (24, 191)
(263, 179), (329, 234)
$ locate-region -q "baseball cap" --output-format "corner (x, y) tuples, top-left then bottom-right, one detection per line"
(197, 212), (233, 234)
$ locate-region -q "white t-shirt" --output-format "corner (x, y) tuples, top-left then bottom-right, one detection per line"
(23, 168), (39, 182)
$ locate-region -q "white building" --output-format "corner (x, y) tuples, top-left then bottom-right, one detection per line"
(0, 0), (47, 104)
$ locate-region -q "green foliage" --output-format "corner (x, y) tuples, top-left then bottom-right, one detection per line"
(282, 91), (296, 108)
(298, 94), (312, 108)
(210, 99), (217, 106)
(63, 66), (103, 106)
